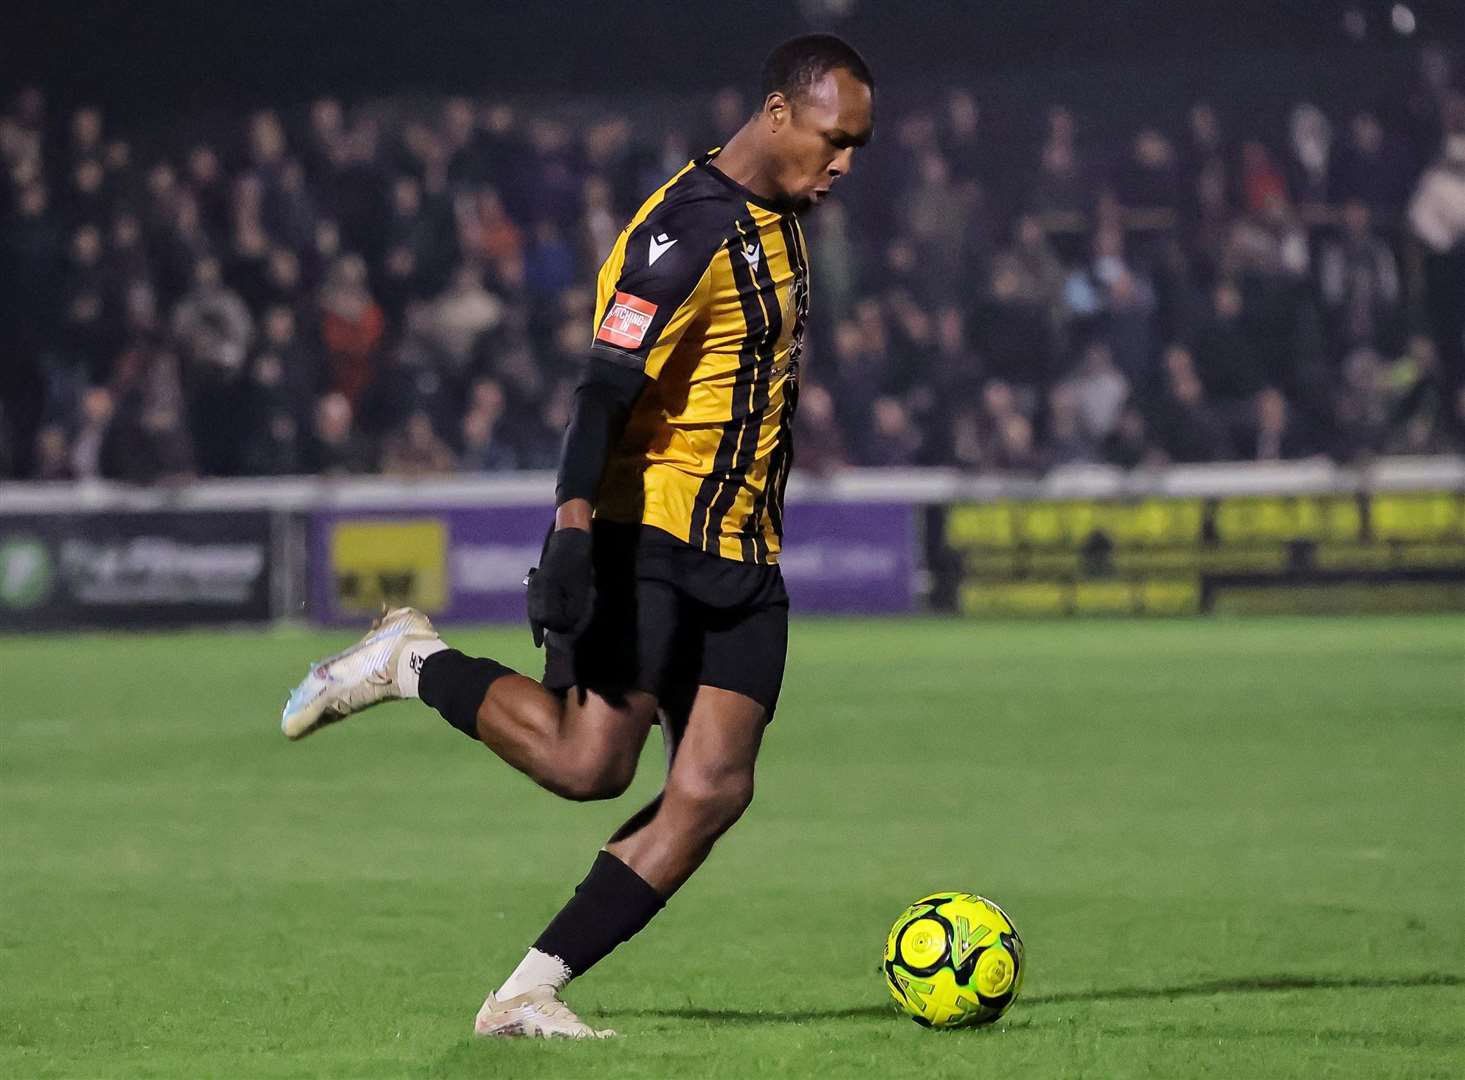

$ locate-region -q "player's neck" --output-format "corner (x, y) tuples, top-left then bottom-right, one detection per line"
(712, 127), (782, 205)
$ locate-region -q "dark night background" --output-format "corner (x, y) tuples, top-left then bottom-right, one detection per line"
(6, 1), (1463, 111)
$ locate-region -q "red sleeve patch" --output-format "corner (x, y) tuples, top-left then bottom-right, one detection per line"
(596, 292), (659, 350)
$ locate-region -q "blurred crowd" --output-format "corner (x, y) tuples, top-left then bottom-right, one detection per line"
(2, 47), (1464, 484)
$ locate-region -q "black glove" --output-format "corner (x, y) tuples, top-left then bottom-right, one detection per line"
(525, 526), (595, 647)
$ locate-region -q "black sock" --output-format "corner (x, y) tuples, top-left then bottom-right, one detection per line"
(417, 649), (515, 739)
(533, 850), (666, 976)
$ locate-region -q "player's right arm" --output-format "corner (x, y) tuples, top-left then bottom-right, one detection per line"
(525, 196), (721, 644)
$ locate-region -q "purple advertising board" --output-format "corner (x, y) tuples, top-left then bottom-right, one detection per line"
(309, 500), (913, 625)
(778, 500), (915, 614)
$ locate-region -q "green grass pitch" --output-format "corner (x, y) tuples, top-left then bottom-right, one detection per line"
(3, 615), (1462, 1078)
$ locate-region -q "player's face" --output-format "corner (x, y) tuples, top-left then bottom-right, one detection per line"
(769, 68), (873, 210)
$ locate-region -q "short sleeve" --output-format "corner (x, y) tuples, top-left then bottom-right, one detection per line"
(590, 199), (725, 378)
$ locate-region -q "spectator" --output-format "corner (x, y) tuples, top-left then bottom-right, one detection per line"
(414, 262), (505, 374)
(580, 175), (620, 267)
(1318, 200), (1402, 354)
(187, 144), (230, 240)
(827, 314), (886, 454)
(307, 391), (372, 474)
(972, 378), (1042, 471)
(1182, 102), (1231, 213)
(1104, 267), (1158, 383)
(1153, 347), (1235, 462)
(171, 255), (253, 374)
(990, 214), (1065, 339)
(1227, 193), (1310, 284)
(1380, 336), (1449, 454)
(1332, 111), (1409, 214)
(1103, 404), (1163, 469)
(792, 383), (848, 475)
(941, 88), (984, 185)
(903, 150), (969, 301)
(1065, 340), (1129, 442)
(809, 198), (857, 334)
(989, 411), (1043, 473)
(106, 342), (193, 483)
(1044, 383), (1097, 466)
(1192, 283), (1264, 405)
(1286, 103), (1333, 214)
(255, 304), (320, 409)
(63, 157), (110, 227)
(1114, 128), (1181, 220)
(1332, 347), (1393, 460)
(977, 260), (1055, 386)
(864, 397), (922, 467)
(302, 97), (345, 185)
(1408, 98), (1465, 429)
(456, 186), (523, 270)
(34, 423), (73, 481)
(318, 254), (384, 405)
(381, 409), (455, 475)
(68, 105), (104, 165)
(268, 161), (318, 253)
(68, 385), (116, 478)
(1406, 45), (1455, 168)
(59, 223), (118, 385)
(948, 401), (987, 471)
(1247, 386), (1319, 461)
(929, 304), (983, 399)
(241, 410), (304, 476)
(1030, 131), (1089, 232)
(1240, 141), (1288, 214)
(107, 211), (149, 283)
(458, 379), (517, 472)
(524, 219), (577, 303)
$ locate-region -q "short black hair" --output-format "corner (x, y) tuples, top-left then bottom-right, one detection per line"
(760, 34), (874, 105)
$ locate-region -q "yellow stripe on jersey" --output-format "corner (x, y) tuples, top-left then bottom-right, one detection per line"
(590, 151), (809, 564)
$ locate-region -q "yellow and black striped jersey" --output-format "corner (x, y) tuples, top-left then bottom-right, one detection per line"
(589, 149), (808, 565)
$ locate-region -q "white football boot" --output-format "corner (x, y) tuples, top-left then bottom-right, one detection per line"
(473, 988), (615, 1039)
(280, 607), (442, 740)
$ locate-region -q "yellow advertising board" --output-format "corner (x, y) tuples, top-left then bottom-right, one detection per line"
(328, 519), (448, 615)
(936, 491), (1465, 616)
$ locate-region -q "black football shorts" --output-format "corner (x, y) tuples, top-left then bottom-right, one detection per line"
(542, 522), (789, 719)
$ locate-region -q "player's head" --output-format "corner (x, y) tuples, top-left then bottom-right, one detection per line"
(754, 34), (874, 210)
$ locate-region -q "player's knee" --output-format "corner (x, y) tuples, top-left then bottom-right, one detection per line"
(668, 767), (754, 834)
(548, 747), (637, 802)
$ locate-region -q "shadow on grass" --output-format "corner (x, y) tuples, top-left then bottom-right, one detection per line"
(618, 972), (1464, 1025)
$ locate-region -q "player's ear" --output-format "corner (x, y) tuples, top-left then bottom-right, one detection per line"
(763, 91), (791, 133)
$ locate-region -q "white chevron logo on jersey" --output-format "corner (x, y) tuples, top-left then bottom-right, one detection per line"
(648, 232), (677, 266)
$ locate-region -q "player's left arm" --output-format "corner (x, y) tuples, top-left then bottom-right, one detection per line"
(526, 200), (720, 643)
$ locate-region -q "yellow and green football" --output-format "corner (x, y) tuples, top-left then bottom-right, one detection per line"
(883, 892), (1024, 1028)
